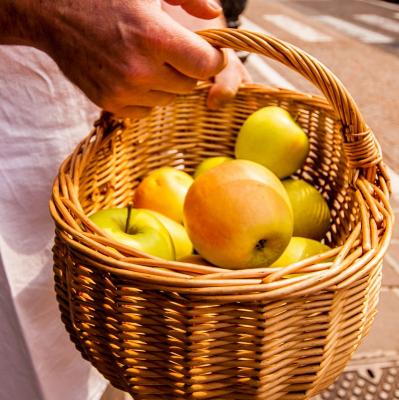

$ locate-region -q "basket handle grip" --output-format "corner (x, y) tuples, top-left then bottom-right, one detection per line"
(199, 28), (382, 170)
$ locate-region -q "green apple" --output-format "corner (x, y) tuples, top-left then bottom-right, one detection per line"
(235, 106), (309, 178)
(193, 156), (233, 179)
(282, 178), (331, 240)
(134, 167), (194, 223)
(183, 159), (293, 269)
(145, 209), (193, 259)
(271, 237), (331, 267)
(89, 208), (175, 260)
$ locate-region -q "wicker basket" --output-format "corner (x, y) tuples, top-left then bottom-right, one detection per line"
(50, 29), (393, 400)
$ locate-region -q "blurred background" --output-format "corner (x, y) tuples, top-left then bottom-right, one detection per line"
(237, 1), (399, 398)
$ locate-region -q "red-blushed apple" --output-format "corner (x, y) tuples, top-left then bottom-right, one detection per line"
(235, 106), (309, 178)
(134, 167), (194, 223)
(183, 160), (293, 269)
(89, 207), (175, 260)
(282, 178), (331, 240)
(145, 209), (193, 259)
(193, 156), (233, 179)
(193, 159), (292, 215)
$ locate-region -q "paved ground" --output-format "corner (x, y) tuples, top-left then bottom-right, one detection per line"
(103, 1), (399, 398)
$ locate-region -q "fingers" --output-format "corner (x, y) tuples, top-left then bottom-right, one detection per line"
(98, 63), (198, 115)
(162, 17), (226, 80)
(207, 83), (235, 110)
(207, 50), (252, 109)
(164, 0), (222, 19)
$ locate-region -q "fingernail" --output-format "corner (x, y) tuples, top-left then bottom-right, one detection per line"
(221, 88), (235, 99)
(218, 88), (235, 104)
(208, 0), (222, 11)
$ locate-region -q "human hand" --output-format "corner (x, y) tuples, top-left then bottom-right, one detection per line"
(3, 0), (225, 118)
(207, 48), (252, 109)
(161, 2), (252, 110)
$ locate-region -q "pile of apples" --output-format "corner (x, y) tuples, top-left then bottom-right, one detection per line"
(90, 106), (332, 270)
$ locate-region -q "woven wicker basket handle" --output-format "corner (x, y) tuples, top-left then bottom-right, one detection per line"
(199, 28), (382, 170)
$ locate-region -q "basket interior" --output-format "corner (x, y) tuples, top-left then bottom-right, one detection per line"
(78, 85), (358, 248)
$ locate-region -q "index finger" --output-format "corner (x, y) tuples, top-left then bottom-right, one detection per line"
(162, 20), (226, 80)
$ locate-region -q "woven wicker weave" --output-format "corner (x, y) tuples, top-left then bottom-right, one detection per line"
(50, 29), (393, 400)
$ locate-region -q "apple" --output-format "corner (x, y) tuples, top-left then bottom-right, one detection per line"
(271, 237), (331, 268)
(134, 167), (194, 223)
(282, 178), (331, 240)
(195, 158), (292, 214)
(89, 207), (175, 260)
(193, 156), (233, 179)
(183, 160), (293, 269)
(145, 209), (193, 260)
(235, 106), (309, 178)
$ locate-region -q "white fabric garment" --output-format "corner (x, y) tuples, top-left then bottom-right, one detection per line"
(0, 45), (108, 400)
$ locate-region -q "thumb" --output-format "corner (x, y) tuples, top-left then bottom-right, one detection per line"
(164, 0), (223, 19)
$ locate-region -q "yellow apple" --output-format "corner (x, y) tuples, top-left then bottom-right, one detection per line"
(235, 106), (309, 178)
(145, 209), (193, 259)
(134, 167), (194, 223)
(271, 237), (331, 267)
(193, 156), (233, 179)
(282, 178), (331, 240)
(183, 160), (294, 269)
(89, 208), (175, 260)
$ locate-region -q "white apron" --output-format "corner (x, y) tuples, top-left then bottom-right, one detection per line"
(0, 45), (107, 400)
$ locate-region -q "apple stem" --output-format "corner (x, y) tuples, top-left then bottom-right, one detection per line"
(256, 239), (267, 251)
(125, 204), (132, 233)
